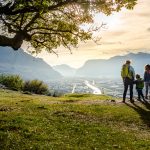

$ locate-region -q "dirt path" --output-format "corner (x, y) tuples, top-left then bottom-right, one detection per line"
(63, 99), (150, 105)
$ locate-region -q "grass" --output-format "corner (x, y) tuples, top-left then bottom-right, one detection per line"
(0, 89), (150, 150)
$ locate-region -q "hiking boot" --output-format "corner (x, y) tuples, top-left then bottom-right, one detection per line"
(143, 99), (146, 102)
(122, 99), (125, 103)
(130, 99), (134, 103)
(137, 98), (141, 101)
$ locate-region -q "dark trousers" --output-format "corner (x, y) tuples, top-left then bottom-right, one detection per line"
(145, 82), (150, 97)
(137, 89), (144, 100)
(123, 78), (133, 101)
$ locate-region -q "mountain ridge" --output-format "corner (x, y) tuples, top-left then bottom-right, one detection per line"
(0, 47), (62, 81)
(75, 52), (150, 78)
(50, 52), (150, 78)
(53, 64), (76, 77)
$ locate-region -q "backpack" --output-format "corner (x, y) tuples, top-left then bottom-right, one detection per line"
(121, 64), (128, 78)
(121, 64), (134, 79)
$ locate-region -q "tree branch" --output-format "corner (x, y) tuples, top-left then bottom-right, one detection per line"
(0, 33), (24, 50)
(24, 13), (40, 30)
(0, 0), (76, 15)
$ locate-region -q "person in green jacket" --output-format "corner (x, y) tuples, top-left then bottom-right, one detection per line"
(121, 60), (135, 103)
(134, 74), (145, 101)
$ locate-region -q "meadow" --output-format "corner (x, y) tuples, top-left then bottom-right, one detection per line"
(0, 89), (150, 150)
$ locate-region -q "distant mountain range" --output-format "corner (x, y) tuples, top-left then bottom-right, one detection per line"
(75, 52), (150, 78)
(0, 47), (62, 81)
(1, 47), (149, 80)
(53, 64), (76, 77)
(53, 52), (150, 78)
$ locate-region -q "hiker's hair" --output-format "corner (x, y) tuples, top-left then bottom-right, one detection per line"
(136, 74), (140, 78)
(145, 64), (150, 71)
(126, 60), (131, 64)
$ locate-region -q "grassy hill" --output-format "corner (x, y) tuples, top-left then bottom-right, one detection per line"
(0, 89), (150, 150)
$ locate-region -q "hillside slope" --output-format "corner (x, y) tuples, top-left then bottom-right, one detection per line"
(0, 89), (150, 149)
(0, 47), (62, 81)
(76, 52), (150, 78)
(53, 64), (76, 77)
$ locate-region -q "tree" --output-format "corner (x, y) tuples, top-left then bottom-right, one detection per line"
(0, 0), (137, 53)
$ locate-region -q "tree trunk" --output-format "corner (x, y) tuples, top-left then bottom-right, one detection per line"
(0, 33), (24, 50)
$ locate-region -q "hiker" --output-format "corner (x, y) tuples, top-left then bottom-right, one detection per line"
(121, 60), (135, 103)
(144, 64), (150, 99)
(134, 74), (145, 101)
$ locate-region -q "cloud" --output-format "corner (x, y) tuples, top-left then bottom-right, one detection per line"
(137, 12), (150, 18)
(109, 31), (127, 36)
(147, 28), (150, 32)
(101, 41), (122, 45)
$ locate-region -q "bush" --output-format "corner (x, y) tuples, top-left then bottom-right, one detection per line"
(23, 79), (49, 95)
(0, 74), (24, 91)
(0, 74), (50, 95)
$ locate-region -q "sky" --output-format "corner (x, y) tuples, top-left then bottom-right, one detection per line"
(35, 0), (150, 68)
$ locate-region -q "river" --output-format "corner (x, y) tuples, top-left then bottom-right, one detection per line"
(84, 80), (102, 95)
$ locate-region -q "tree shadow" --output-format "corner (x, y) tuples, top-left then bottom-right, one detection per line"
(125, 102), (150, 127)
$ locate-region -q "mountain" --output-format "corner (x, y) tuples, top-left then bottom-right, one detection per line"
(76, 52), (150, 78)
(0, 47), (62, 81)
(53, 64), (76, 77)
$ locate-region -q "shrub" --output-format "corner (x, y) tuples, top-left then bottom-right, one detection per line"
(0, 74), (24, 91)
(52, 91), (64, 97)
(23, 79), (49, 95)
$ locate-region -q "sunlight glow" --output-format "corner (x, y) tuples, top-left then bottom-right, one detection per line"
(93, 13), (122, 30)
(36, 0), (150, 68)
